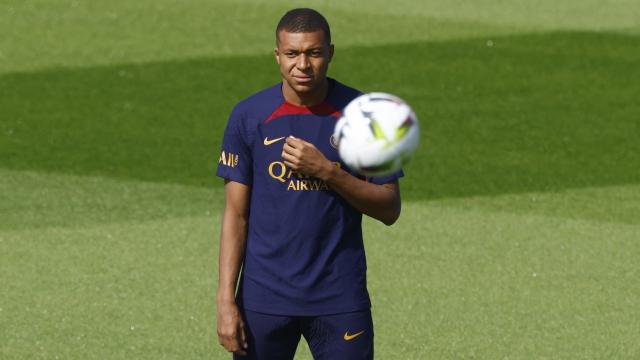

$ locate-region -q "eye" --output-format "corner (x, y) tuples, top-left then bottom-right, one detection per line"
(284, 51), (297, 58)
(310, 50), (322, 57)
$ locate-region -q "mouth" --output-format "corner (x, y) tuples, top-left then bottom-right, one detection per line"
(293, 75), (313, 83)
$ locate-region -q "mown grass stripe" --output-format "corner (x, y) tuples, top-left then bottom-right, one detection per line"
(2, 32), (639, 201)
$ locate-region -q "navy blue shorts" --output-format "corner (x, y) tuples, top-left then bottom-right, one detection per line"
(232, 309), (374, 360)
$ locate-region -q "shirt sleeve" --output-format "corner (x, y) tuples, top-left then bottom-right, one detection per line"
(367, 170), (404, 185)
(216, 106), (253, 185)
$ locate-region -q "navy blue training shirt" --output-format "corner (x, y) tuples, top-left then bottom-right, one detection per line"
(216, 78), (403, 316)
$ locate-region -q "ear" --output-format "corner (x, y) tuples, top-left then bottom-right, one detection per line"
(274, 47), (281, 65)
(328, 44), (334, 63)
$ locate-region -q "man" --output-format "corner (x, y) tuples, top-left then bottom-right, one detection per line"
(216, 8), (402, 360)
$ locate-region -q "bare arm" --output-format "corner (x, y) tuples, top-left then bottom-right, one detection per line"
(324, 169), (400, 226)
(282, 136), (401, 225)
(216, 180), (251, 355)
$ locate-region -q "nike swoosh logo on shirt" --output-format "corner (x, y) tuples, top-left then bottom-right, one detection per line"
(263, 136), (286, 146)
(343, 330), (365, 341)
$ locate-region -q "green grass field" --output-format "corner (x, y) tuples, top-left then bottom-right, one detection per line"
(1, 0), (639, 358)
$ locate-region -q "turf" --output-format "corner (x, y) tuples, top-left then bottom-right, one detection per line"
(0, 0), (516, 74)
(1, 0), (640, 358)
(2, 32), (639, 199)
(2, 177), (639, 358)
(3, 0), (638, 74)
(364, 199), (640, 358)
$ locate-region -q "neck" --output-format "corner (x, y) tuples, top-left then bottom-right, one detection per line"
(282, 78), (329, 106)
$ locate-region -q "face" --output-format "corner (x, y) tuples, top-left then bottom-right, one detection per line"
(275, 30), (334, 98)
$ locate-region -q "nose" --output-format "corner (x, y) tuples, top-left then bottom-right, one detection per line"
(296, 53), (310, 71)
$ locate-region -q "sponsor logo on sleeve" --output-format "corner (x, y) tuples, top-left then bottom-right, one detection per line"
(219, 150), (239, 168)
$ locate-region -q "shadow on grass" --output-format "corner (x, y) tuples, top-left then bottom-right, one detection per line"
(1, 31), (639, 200)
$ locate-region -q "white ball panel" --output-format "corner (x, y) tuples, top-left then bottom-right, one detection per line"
(335, 92), (420, 176)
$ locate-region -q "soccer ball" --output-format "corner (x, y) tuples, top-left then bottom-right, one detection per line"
(333, 92), (420, 176)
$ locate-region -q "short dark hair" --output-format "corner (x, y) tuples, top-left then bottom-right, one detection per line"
(276, 8), (331, 45)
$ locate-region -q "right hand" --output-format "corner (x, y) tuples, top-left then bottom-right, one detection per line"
(217, 300), (248, 356)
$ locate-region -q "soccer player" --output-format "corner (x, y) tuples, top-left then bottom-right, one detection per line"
(216, 8), (402, 360)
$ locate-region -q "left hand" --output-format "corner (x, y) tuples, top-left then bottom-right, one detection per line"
(282, 136), (333, 180)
